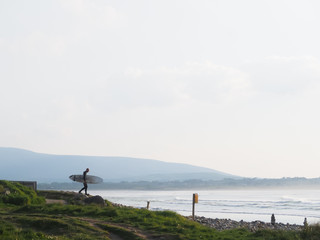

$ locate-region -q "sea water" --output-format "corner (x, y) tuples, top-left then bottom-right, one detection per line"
(88, 189), (320, 225)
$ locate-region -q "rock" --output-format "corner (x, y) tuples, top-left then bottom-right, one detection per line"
(83, 195), (105, 206)
(188, 216), (303, 232)
(0, 188), (10, 195)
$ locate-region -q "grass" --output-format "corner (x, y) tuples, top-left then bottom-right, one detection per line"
(0, 180), (45, 205)
(97, 223), (144, 240)
(2, 181), (320, 239)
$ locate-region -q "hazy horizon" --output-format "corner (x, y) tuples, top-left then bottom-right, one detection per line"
(1, 1), (320, 178)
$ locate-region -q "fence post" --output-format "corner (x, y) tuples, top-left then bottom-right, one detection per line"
(271, 214), (276, 225)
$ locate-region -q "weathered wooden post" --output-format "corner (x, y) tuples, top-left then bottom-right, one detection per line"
(147, 201), (150, 210)
(303, 217), (308, 228)
(271, 214), (276, 225)
(192, 193), (198, 220)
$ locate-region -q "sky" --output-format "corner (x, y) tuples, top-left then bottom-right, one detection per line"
(1, 0), (320, 178)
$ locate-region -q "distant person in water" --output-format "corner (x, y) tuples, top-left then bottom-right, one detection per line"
(79, 168), (89, 195)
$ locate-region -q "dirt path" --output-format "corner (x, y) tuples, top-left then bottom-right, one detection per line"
(43, 193), (169, 240)
(44, 196), (140, 239)
(80, 217), (153, 240)
(108, 233), (125, 240)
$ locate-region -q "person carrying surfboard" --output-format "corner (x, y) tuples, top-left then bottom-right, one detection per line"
(79, 168), (89, 195)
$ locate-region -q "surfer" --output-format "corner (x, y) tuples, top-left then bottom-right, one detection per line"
(79, 168), (89, 195)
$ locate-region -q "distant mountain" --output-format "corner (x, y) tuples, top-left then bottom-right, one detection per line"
(0, 147), (240, 183)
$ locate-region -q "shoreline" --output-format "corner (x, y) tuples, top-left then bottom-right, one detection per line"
(190, 216), (304, 232)
(111, 200), (304, 232)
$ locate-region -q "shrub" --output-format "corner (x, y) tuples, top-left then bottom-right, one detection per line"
(2, 194), (30, 205)
(0, 180), (45, 206)
(301, 224), (320, 239)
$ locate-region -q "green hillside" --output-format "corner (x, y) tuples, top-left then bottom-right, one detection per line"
(0, 181), (319, 240)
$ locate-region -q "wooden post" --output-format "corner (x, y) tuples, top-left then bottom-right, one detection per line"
(271, 214), (275, 225)
(147, 201), (150, 210)
(192, 193), (198, 220)
(304, 218), (308, 229)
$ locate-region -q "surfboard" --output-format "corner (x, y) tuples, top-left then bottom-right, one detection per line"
(69, 174), (103, 184)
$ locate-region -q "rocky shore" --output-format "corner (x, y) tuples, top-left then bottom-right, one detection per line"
(190, 216), (303, 232)
(109, 199), (305, 232)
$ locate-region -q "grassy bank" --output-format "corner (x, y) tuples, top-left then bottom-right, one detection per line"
(1, 181), (320, 239)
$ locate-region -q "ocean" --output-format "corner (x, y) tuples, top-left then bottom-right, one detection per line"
(88, 189), (320, 225)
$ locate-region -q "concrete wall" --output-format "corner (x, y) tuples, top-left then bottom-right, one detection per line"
(12, 181), (37, 191)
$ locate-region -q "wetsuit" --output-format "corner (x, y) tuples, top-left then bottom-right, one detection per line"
(79, 170), (88, 195)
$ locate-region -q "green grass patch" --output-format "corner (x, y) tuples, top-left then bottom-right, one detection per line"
(97, 223), (144, 240)
(0, 181), (45, 205)
(17, 203), (118, 218)
(1, 215), (110, 240)
(0, 219), (54, 240)
(4, 189), (320, 239)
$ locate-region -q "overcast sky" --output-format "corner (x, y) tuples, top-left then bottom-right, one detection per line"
(1, 0), (320, 178)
